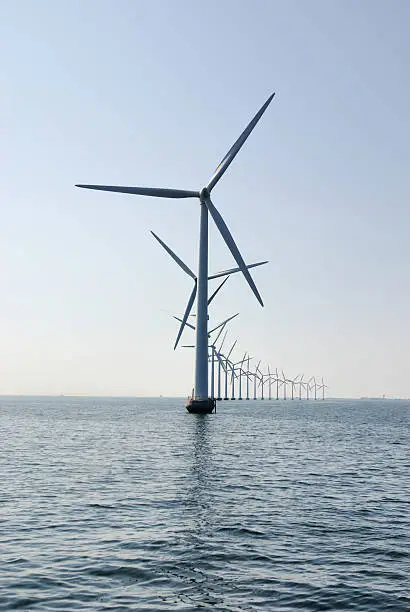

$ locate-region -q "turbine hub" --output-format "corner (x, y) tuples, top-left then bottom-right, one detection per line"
(199, 187), (209, 202)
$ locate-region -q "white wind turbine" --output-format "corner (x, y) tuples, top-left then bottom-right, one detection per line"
(208, 322), (230, 400)
(298, 374), (304, 400)
(224, 340), (237, 400)
(258, 366), (270, 400)
(253, 360), (261, 400)
(282, 370), (288, 400)
(288, 374), (301, 400)
(215, 329), (229, 401)
(267, 365), (273, 400)
(76, 94), (275, 413)
(237, 353), (250, 400)
(275, 367), (280, 400)
(317, 377), (328, 400)
(311, 376), (318, 400)
(306, 376), (314, 400)
(245, 354), (252, 400)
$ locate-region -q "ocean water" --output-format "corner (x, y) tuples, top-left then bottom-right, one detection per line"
(0, 397), (409, 611)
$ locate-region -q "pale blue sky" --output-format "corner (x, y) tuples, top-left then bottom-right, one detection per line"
(1, 0), (409, 397)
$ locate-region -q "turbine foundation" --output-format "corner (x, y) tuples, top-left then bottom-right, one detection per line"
(186, 397), (216, 414)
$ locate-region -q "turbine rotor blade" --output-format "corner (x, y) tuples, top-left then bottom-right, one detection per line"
(218, 329), (228, 353)
(227, 340), (237, 360)
(173, 315), (195, 331)
(205, 197), (264, 306)
(213, 321), (226, 346)
(208, 260), (269, 280)
(75, 184), (199, 199)
(208, 276), (229, 305)
(206, 93), (275, 192)
(208, 312), (239, 336)
(151, 231), (196, 280)
(173, 283), (197, 350)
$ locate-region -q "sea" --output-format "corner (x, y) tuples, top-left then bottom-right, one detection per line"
(0, 397), (409, 611)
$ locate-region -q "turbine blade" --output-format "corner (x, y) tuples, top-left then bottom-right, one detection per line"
(75, 184), (199, 199)
(208, 260), (269, 280)
(151, 232), (196, 280)
(227, 339), (237, 360)
(173, 283), (197, 350)
(208, 276), (229, 306)
(206, 93), (275, 192)
(218, 329), (228, 353)
(213, 321), (226, 346)
(205, 198), (264, 306)
(173, 315), (195, 331)
(209, 312), (239, 335)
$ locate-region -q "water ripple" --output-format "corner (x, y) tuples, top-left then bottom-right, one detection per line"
(0, 397), (409, 610)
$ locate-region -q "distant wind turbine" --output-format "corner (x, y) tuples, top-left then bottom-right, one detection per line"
(152, 231), (266, 350)
(317, 377), (328, 400)
(224, 340), (237, 400)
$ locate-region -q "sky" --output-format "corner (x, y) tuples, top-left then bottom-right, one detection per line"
(1, 0), (410, 398)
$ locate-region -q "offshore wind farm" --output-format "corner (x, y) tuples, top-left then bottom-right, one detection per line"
(76, 92), (327, 411)
(3, 3), (410, 611)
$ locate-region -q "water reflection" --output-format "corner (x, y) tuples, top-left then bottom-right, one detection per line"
(185, 415), (214, 527)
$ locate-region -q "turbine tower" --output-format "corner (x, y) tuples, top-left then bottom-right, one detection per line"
(76, 93), (275, 413)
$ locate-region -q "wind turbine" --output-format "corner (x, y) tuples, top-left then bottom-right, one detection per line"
(208, 322), (228, 400)
(282, 370), (287, 400)
(275, 367), (280, 400)
(318, 377), (328, 400)
(216, 329), (228, 401)
(230, 360), (240, 400)
(253, 360), (261, 400)
(258, 366), (270, 400)
(306, 377), (314, 400)
(245, 354), (252, 400)
(224, 340), (237, 400)
(267, 365), (273, 400)
(76, 93), (275, 413)
(288, 374), (300, 400)
(298, 374), (304, 400)
(311, 376), (318, 400)
(152, 231), (267, 349)
(236, 353), (248, 400)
